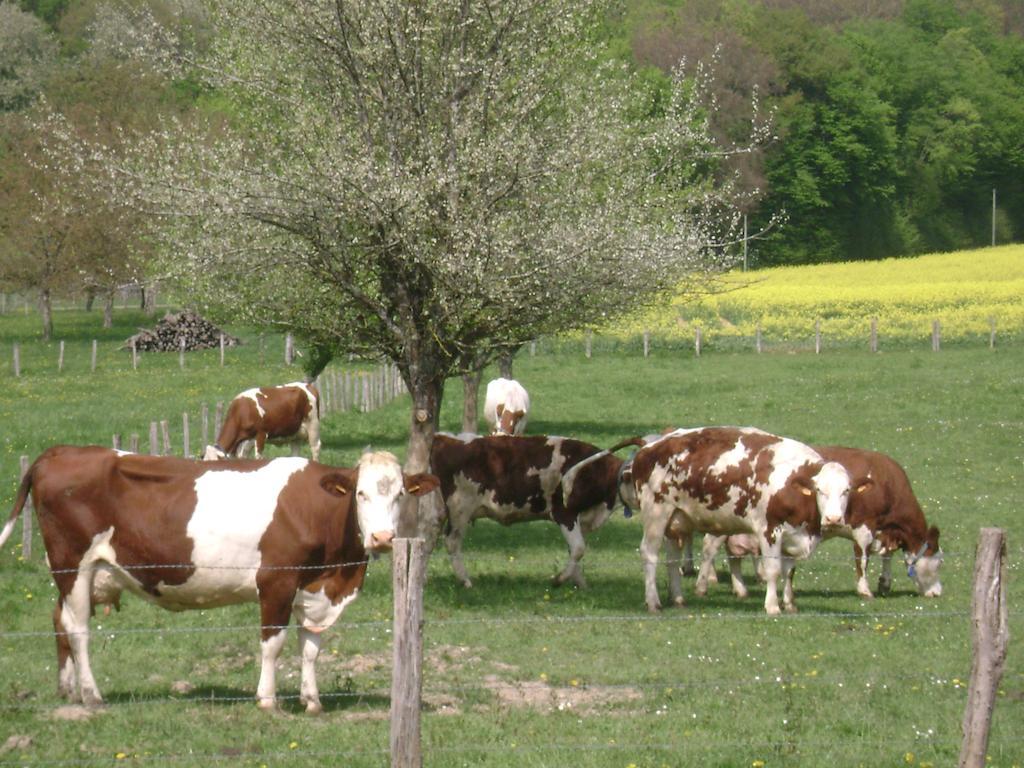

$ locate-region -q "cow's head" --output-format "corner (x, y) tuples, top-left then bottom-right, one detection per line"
(346, 451), (439, 553)
(797, 461), (868, 528)
(906, 525), (942, 597)
(492, 404), (526, 436)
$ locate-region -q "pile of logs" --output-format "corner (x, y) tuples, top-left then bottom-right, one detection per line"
(123, 310), (240, 352)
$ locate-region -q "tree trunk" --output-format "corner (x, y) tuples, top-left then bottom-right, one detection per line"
(103, 291), (114, 329)
(461, 370), (483, 434)
(139, 286), (146, 310)
(143, 284), (157, 313)
(401, 373), (445, 547)
(85, 287), (96, 312)
(40, 288), (53, 342)
(499, 351), (514, 379)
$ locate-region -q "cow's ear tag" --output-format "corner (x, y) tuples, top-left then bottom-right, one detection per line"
(334, 484), (348, 495)
(800, 486), (814, 497)
(407, 484), (420, 494)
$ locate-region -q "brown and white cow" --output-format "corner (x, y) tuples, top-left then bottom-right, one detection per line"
(0, 446), (438, 712)
(428, 433), (631, 588)
(695, 446), (942, 600)
(203, 381), (320, 461)
(483, 378), (530, 436)
(621, 427), (868, 615)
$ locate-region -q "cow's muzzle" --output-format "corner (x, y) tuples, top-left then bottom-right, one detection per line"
(369, 531), (395, 551)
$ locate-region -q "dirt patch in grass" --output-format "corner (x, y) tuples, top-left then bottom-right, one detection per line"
(481, 675), (642, 715)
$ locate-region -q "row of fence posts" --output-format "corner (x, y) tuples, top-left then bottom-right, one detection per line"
(8, 333), (297, 377)
(578, 317), (1001, 358)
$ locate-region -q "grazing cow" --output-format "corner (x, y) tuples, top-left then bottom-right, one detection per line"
(0, 446), (438, 712)
(695, 446), (942, 600)
(203, 381), (320, 461)
(483, 378), (530, 436)
(621, 427), (867, 615)
(429, 433), (631, 588)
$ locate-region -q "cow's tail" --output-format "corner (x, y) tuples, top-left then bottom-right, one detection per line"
(606, 436), (647, 454)
(0, 463), (34, 549)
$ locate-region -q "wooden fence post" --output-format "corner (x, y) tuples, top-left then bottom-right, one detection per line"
(220, 334), (226, 366)
(959, 528), (1009, 768)
(19, 456), (32, 559)
(58, 341), (65, 372)
(694, 327), (702, 357)
(755, 324), (762, 354)
(112, 434), (121, 451)
(160, 420), (171, 456)
(201, 403), (209, 449)
(361, 373), (370, 413)
(285, 333), (294, 365)
(179, 338), (186, 369)
(91, 340), (98, 372)
(643, 331), (650, 358)
(391, 538), (427, 768)
(932, 320), (941, 352)
(814, 320), (821, 355)
(182, 413), (191, 458)
(149, 422), (159, 455)
(129, 434), (140, 453)
(585, 330), (592, 359)
(131, 340), (138, 371)
(870, 317), (878, 354)
(988, 317), (996, 350)
(13, 343), (20, 377)
(530, 340), (537, 357)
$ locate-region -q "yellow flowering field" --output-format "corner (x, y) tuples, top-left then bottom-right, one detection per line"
(607, 244), (1024, 346)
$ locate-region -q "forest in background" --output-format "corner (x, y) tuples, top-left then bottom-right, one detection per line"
(2, 0), (1022, 313)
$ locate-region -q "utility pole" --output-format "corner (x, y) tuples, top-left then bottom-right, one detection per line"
(743, 213), (748, 271)
(992, 188), (997, 247)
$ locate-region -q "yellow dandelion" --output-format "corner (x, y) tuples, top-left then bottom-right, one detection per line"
(904, 752), (915, 764)
(753, 760), (766, 767)
(289, 741), (299, 750)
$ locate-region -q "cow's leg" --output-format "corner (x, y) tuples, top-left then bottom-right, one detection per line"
(853, 543), (872, 598)
(52, 602), (76, 701)
(780, 556), (798, 613)
(307, 419), (321, 463)
(61, 569), (103, 707)
(877, 551), (894, 596)
(759, 537), (783, 615)
(728, 547), (750, 599)
(297, 627), (323, 715)
(664, 536), (686, 606)
(444, 514), (473, 588)
(695, 534), (726, 596)
(640, 526), (666, 613)
(254, 433), (268, 460)
(553, 523), (587, 589)
(256, 589), (294, 710)
(680, 533), (696, 577)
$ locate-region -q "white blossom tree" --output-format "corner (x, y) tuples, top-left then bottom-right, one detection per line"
(44, 0), (770, 497)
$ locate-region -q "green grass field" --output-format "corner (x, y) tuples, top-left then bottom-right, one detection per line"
(0, 304), (1022, 767)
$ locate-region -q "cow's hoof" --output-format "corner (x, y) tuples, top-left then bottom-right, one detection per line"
(303, 700), (323, 715)
(765, 606), (781, 616)
(784, 604), (798, 614)
(876, 581), (892, 596)
(734, 589), (748, 600)
(460, 579), (473, 589)
(646, 603), (662, 614)
(671, 596), (685, 607)
(256, 698), (278, 712)
(857, 589), (874, 600)
(82, 692), (105, 710)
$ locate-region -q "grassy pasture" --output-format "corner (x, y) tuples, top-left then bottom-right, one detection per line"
(0, 306), (1022, 767)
